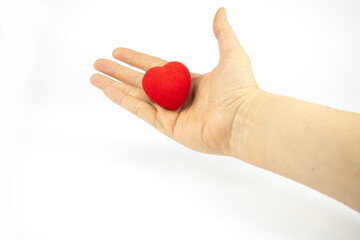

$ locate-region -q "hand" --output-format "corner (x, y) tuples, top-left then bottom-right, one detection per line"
(91, 7), (360, 212)
(91, 8), (261, 156)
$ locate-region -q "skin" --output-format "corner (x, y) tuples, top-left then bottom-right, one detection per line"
(91, 8), (360, 212)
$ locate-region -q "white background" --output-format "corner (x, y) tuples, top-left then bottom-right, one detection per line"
(1, 0), (360, 239)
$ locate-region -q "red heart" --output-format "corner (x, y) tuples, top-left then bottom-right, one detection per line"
(142, 61), (191, 111)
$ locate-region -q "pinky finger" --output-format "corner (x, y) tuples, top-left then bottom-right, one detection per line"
(103, 85), (157, 127)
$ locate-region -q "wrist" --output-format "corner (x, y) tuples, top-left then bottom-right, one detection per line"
(228, 90), (276, 167)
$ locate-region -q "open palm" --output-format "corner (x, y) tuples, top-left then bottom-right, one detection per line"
(91, 8), (260, 156)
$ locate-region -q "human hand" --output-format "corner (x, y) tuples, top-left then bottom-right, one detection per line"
(91, 7), (360, 212)
(91, 7), (261, 157)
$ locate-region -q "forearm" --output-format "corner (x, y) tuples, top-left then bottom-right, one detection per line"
(231, 90), (360, 211)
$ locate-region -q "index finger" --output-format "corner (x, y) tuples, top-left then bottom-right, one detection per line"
(112, 47), (168, 71)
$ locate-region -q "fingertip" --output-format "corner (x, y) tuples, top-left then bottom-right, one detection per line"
(90, 73), (98, 82)
(112, 47), (121, 58)
(112, 47), (129, 59)
(94, 59), (105, 70)
(90, 73), (115, 90)
(219, 7), (226, 16)
(215, 7), (226, 21)
(90, 73), (102, 88)
(213, 7), (228, 37)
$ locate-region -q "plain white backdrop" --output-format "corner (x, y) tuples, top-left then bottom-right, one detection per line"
(1, 0), (360, 239)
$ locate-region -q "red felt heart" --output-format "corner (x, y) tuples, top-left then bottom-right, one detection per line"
(142, 61), (191, 110)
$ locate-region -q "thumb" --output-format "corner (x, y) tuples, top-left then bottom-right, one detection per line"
(213, 7), (244, 59)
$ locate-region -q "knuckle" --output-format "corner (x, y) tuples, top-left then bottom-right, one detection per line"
(113, 65), (121, 78)
(102, 86), (113, 96)
(128, 87), (137, 96)
(135, 74), (143, 86)
(149, 59), (165, 69)
(133, 102), (142, 116)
